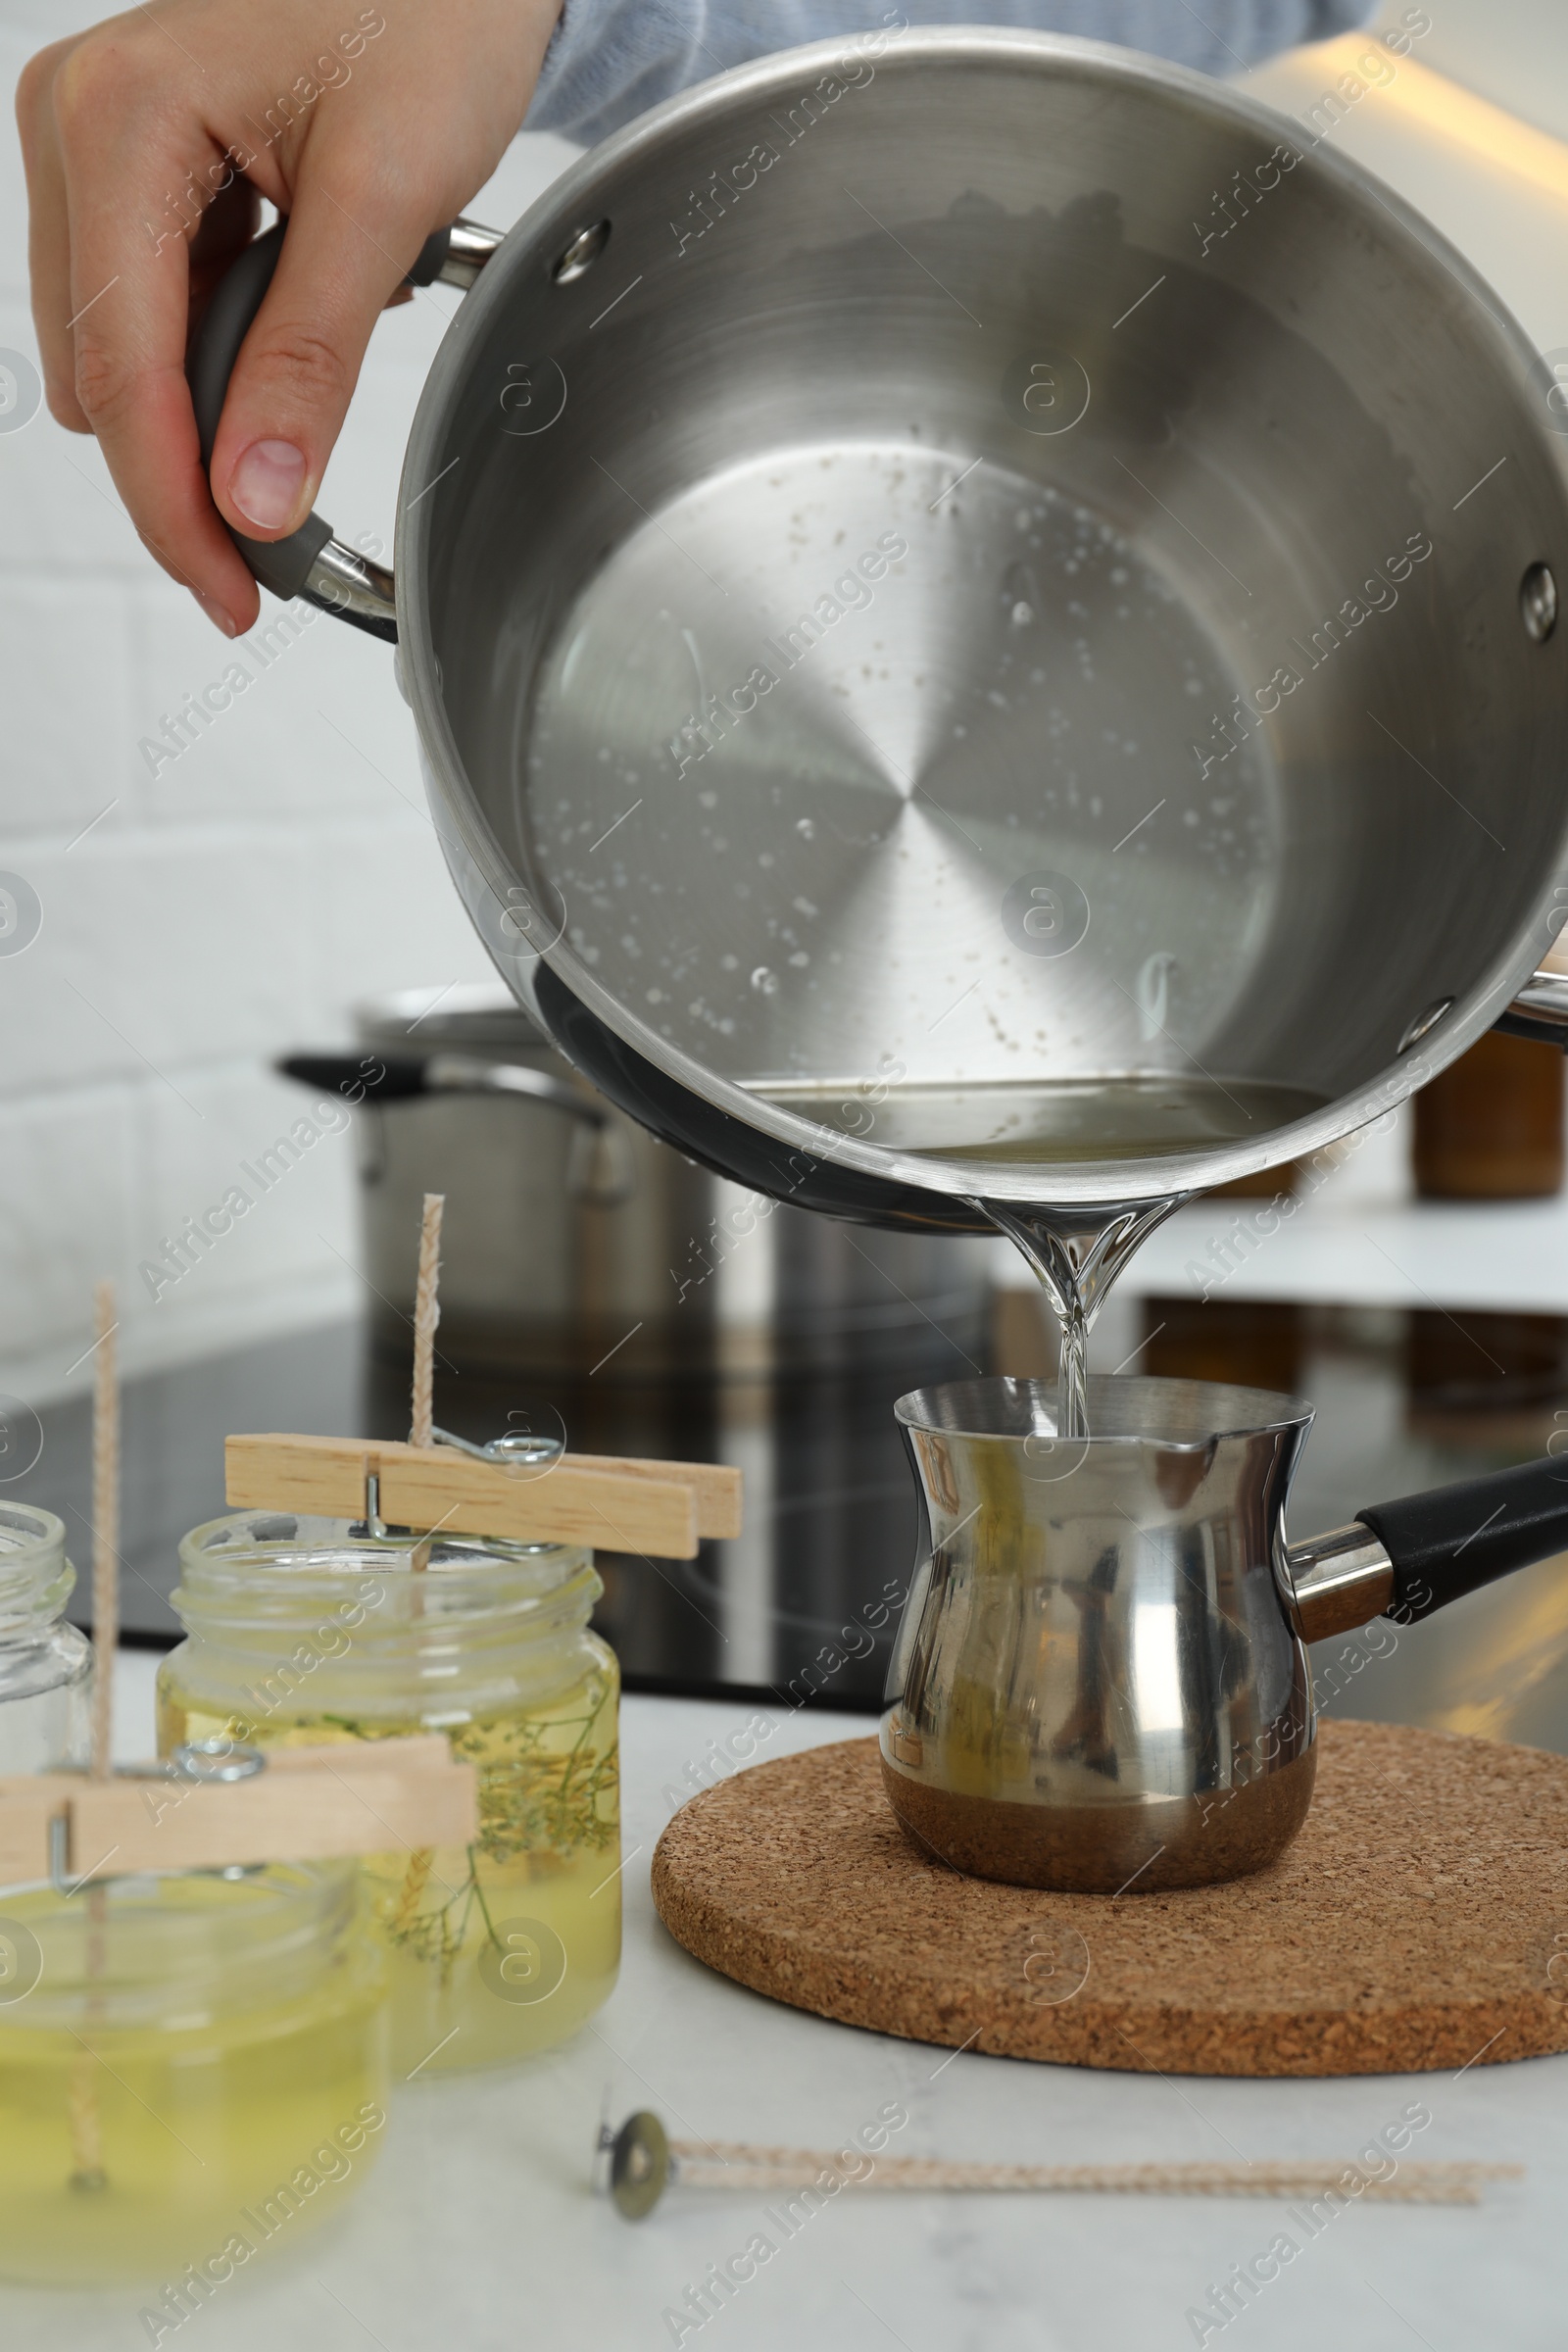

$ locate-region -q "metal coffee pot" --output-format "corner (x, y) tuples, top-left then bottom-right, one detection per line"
(881, 1375), (1568, 1891)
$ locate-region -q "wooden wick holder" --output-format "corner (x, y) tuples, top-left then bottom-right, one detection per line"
(224, 1433), (743, 1559)
(0, 1735), (477, 1887)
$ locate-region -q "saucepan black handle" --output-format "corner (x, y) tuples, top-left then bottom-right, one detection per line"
(186, 216), (500, 639)
(1357, 1455), (1568, 1622)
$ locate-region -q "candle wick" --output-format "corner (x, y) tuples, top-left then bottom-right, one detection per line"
(408, 1195), (445, 1579)
(90, 1278), (119, 1784)
(410, 1194), (444, 1451)
(74, 1277), (120, 2196)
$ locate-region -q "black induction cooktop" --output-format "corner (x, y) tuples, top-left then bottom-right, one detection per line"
(14, 1299), (1568, 1746)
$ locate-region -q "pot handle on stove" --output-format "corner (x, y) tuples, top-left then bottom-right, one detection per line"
(1494, 968), (1568, 1050)
(185, 219), (501, 643)
(278, 1051), (637, 1207)
(277, 1052), (607, 1122)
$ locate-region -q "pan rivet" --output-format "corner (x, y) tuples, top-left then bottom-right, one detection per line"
(1521, 563), (1558, 643)
(552, 221), (612, 284)
(1399, 997), (1453, 1054)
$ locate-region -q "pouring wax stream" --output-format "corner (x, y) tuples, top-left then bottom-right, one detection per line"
(977, 1195), (1185, 1442)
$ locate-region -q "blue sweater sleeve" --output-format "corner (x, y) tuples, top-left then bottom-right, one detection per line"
(527, 0), (1381, 145)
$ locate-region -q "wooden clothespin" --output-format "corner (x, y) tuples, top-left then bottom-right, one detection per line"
(223, 1433), (742, 1560)
(226, 1195), (742, 1557)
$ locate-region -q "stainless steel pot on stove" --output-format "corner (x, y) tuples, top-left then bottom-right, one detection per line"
(279, 986), (992, 1378)
(881, 1374), (1568, 1891)
(193, 32), (1568, 1271)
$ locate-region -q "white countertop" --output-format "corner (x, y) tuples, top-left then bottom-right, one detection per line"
(7, 1658), (1563, 2351)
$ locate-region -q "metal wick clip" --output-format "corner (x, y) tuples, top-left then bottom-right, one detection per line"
(356, 1427), (564, 1540)
(590, 2111), (1521, 2219)
(48, 1740), (267, 1892)
(430, 1427), (564, 1468)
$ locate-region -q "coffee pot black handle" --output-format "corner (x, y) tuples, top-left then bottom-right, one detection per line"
(1357, 1454), (1568, 1622)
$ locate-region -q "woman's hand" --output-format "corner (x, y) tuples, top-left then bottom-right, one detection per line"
(16, 0), (561, 634)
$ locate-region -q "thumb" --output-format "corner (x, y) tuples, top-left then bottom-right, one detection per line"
(207, 172), (431, 540)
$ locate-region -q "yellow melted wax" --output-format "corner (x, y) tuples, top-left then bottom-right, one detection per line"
(157, 1667), (622, 2077)
(0, 1891), (384, 2287)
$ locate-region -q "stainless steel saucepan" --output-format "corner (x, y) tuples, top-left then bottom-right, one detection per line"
(191, 31), (1568, 1260)
(881, 1374), (1568, 1890)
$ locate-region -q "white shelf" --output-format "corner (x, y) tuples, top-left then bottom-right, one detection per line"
(990, 1106), (1568, 1314)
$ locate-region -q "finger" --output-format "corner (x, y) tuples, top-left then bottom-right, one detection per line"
(207, 158), (435, 542)
(54, 46), (262, 632)
(15, 36), (89, 430)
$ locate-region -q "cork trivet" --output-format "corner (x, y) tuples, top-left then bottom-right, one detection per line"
(651, 1721), (1568, 2078)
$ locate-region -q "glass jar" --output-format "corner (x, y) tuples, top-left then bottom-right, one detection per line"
(158, 1513), (621, 2077)
(0, 1861), (387, 2284)
(1413, 1029), (1565, 1199)
(0, 1504), (91, 1774)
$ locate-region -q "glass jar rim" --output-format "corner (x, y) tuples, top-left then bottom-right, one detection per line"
(0, 1502), (66, 1551)
(0, 1860), (366, 2031)
(172, 1511), (600, 1644)
(181, 1509), (588, 1575)
(0, 1502), (74, 1634)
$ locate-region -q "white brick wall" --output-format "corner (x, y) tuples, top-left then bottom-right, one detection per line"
(0, 0), (580, 1401)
